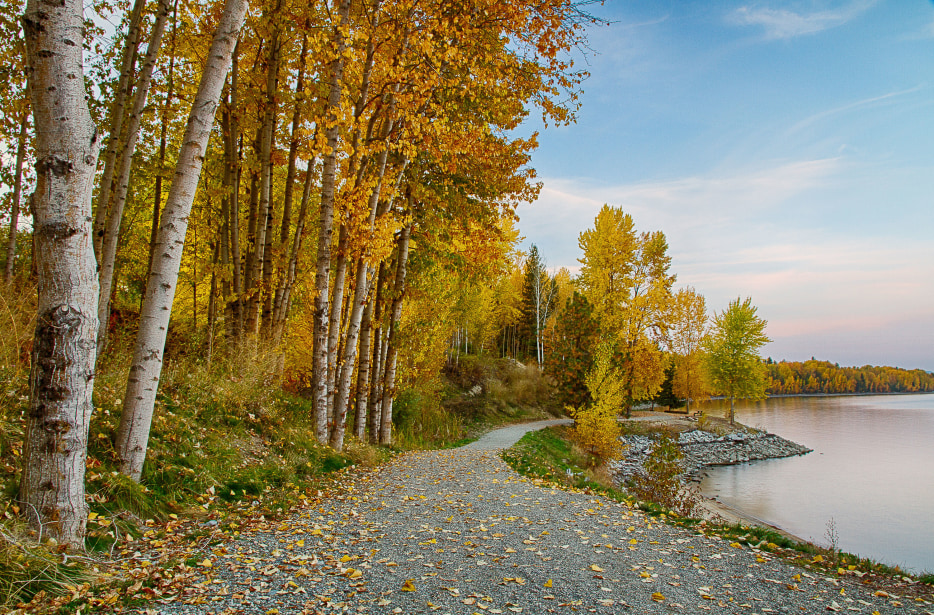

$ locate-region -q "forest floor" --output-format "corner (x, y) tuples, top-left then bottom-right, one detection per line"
(116, 420), (931, 615)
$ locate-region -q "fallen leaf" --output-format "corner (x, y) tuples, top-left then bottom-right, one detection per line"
(652, 592), (665, 602)
(401, 580), (416, 592)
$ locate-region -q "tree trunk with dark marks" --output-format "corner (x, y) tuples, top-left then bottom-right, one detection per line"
(97, 0), (172, 355)
(116, 0), (248, 481)
(312, 0), (353, 443)
(368, 267), (387, 443)
(20, 0), (101, 549)
(379, 221), (412, 445)
(330, 146), (401, 450)
(353, 263), (379, 441)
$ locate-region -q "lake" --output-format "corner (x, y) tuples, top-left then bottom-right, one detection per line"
(696, 393), (934, 573)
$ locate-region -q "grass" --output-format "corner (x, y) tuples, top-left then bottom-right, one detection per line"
(502, 426), (633, 505)
(0, 347), (390, 609)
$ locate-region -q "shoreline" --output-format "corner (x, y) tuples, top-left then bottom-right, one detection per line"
(693, 493), (811, 544)
(612, 415), (815, 546)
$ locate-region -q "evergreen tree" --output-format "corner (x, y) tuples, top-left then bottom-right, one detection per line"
(653, 362), (682, 409)
(545, 291), (599, 409)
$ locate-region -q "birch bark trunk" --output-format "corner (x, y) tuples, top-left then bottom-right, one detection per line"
(115, 0), (248, 480)
(98, 0), (171, 352)
(20, 0), (100, 548)
(330, 149), (402, 450)
(267, 34), (308, 336)
(352, 262), (379, 441)
(249, 23), (281, 337)
(4, 113), (28, 283)
(271, 159), (315, 342)
(93, 0), (145, 260)
(223, 45), (243, 342)
(379, 221), (412, 445)
(148, 1), (177, 280)
(312, 0), (352, 443)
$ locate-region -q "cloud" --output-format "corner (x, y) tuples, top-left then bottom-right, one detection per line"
(728, 1), (876, 40)
(518, 159), (934, 368)
(520, 158), (842, 251)
(786, 86), (924, 135)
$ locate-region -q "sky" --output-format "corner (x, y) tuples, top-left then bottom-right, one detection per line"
(517, 0), (934, 371)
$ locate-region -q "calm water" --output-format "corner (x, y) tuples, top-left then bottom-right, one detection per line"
(697, 393), (934, 573)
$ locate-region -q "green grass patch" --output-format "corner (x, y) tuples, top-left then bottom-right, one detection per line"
(502, 426), (632, 504)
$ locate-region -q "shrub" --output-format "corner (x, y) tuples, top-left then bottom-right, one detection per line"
(628, 435), (699, 517)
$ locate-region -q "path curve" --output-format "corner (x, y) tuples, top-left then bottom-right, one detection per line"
(461, 419), (572, 450)
(156, 421), (929, 615)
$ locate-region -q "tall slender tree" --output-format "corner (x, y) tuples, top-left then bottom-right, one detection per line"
(116, 0), (249, 480)
(20, 0), (101, 548)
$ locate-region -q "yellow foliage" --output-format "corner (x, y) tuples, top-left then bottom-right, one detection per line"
(569, 341), (624, 460)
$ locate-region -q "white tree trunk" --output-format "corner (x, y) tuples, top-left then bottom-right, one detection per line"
(97, 0), (172, 351)
(379, 221), (412, 445)
(116, 0), (248, 480)
(329, 142), (399, 450)
(20, 0), (100, 549)
(312, 0), (353, 443)
(93, 0), (146, 260)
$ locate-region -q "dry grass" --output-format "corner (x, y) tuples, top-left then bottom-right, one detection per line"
(0, 282), (36, 379)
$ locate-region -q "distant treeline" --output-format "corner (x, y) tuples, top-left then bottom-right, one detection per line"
(765, 359), (934, 395)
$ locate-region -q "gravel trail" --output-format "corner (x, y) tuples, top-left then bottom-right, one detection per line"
(156, 422), (931, 615)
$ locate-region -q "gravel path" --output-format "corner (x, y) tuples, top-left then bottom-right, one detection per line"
(155, 422), (932, 615)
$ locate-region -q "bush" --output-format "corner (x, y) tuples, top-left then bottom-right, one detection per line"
(628, 436), (699, 517)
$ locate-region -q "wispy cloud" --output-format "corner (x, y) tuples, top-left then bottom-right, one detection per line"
(787, 86), (923, 135)
(728, 1), (877, 40)
(518, 159), (934, 368)
(521, 158), (842, 247)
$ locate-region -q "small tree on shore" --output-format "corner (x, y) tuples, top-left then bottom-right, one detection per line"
(703, 297), (770, 424)
(569, 341), (623, 461)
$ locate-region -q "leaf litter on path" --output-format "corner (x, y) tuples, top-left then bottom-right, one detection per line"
(25, 422), (933, 615)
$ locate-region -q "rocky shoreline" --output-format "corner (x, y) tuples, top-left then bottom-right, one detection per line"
(611, 427), (812, 484)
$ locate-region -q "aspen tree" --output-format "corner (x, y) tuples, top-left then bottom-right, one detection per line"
(666, 287), (710, 412)
(20, 0), (100, 547)
(97, 0), (172, 352)
(704, 297), (770, 424)
(116, 0), (249, 480)
(93, 0), (146, 259)
(313, 0), (353, 443)
(379, 218), (412, 445)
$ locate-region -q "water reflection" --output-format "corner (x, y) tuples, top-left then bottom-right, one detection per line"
(697, 394), (934, 573)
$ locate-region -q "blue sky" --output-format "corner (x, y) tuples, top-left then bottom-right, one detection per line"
(518, 0), (934, 371)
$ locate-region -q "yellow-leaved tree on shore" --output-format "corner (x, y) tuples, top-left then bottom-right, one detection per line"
(666, 287), (711, 412)
(577, 205), (675, 416)
(569, 341), (624, 461)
